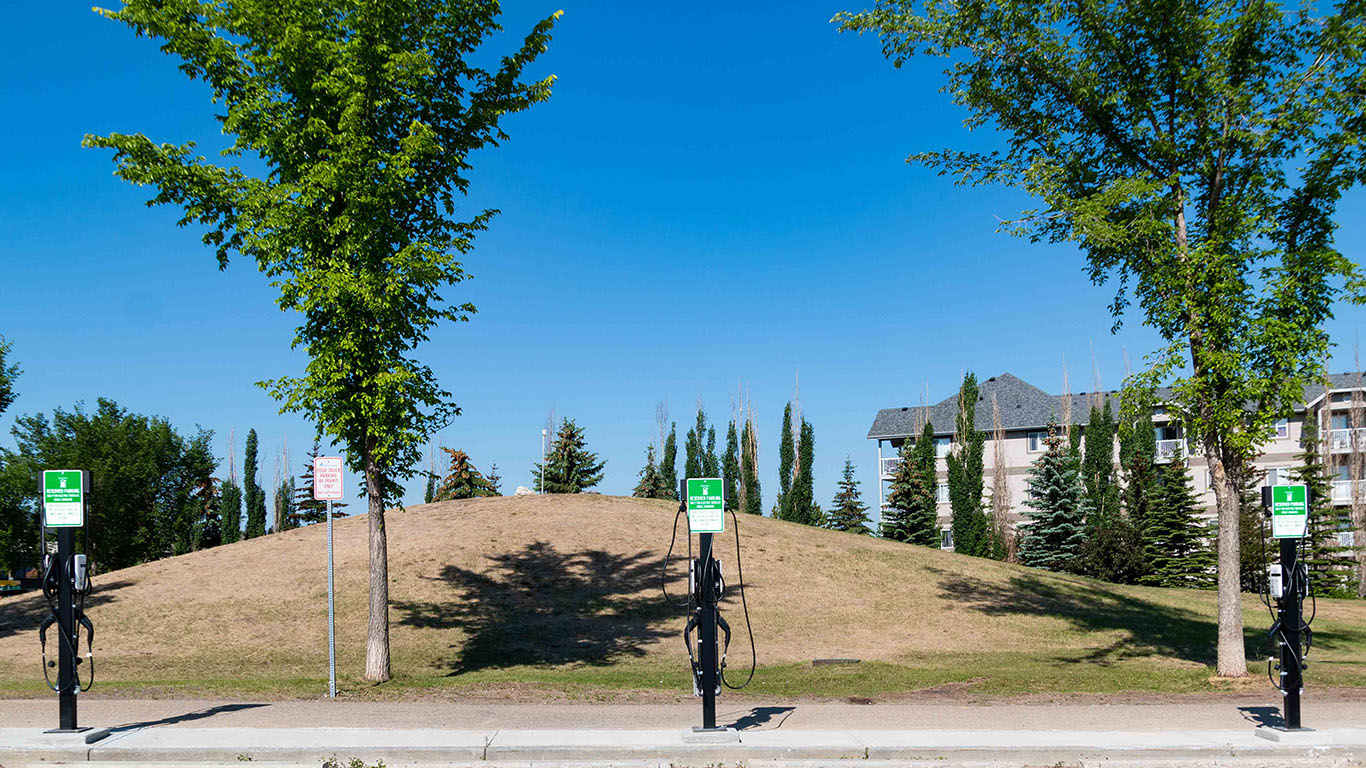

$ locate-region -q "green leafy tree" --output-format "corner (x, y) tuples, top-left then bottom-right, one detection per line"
(884, 421), (940, 546)
(1018, 421), (1086, 573)
(294, 440), (348, 524)
(0, 337), (24, 574)
(776, 403), (795, 518)
(220, 478), (242, 545)
(533, 419), (605, 493)
(1297, 415), (1356, 596)
(722, 420), (740, 511)
(740, 415), (762, 515)
(1141, 455), (1217, 589)
(434, 448), (497, 500)
(786, 419), (821, 526)
(839, 0), (1366, 677)
(87, 0), (558, 682)
(826, 457), (872, 534)
(947, 372), (988, 556)
(1119, 400), (1160, 533)
(1080, 402), (1143, 582)
(704, 426), (719, 477)
(685, 407), (716, 480)
(243, 429), (266, 539)
(275, 476), (297, 532)
(0, 335), (19, 419)
(660, 423), (678, 500)
(1238, 465), (1273, 593)
(633, 444), (668, 499)
(193, 476), (222, 550)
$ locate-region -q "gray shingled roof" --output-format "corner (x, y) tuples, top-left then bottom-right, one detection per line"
(867, 371), (1365, 440)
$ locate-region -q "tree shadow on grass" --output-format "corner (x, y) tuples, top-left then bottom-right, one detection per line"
(0, 579), (136, 642)
(394, 541), (677, 675)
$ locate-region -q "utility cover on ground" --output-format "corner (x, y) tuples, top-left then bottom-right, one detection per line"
(1271, 484), (1309, 539)
(42, 469), (85, 527)
(687, 477), (724, 533)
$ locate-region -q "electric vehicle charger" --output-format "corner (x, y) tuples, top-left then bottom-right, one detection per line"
(1258, 511), (1314, 696)
(39, 552), (95, 694)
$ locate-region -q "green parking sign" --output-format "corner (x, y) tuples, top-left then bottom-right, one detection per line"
(43, 470), (86, 528)
(1271, 484), (1308, 539)
(687, 478), (725, 534)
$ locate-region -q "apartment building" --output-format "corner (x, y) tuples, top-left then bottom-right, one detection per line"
(867, 372), (1366, 551)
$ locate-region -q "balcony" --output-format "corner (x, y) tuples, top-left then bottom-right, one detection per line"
(1328, 428), (1366, 453)
(1331, 479), (1366, 504)
(1155, 439), (1188, 464)
(880, 456), (901, 478)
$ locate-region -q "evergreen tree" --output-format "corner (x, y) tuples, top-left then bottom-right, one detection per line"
(275, 476), (297, 531)
(1141, 455), (1217, 589)
(685, 407), (715, 480)
(1018, 421), (1086, 572)
(776, 403), (795, 518)
(243, 429), (267, 539)
(660, 423), (678, 500)
(704, 426), (719, 477)
(947, 372), (988, 556)
(194, 476), (222, 550)
(883, 421), (940, 546)
(785, 419), (821, 525)
(424, 473), (437, 504)
(219, 479), (242, 544)
(722, 420), (740, 511)
(1119, 400), (1159, 532)
(486, 463), (502, 496)
(1238, 464), (1272, 592)
(533, 418), (605, 493)
(435, 448), (498, 500)
(633, 444), (668, 499)
(826, 457), (872, 534)
(1297, 416), (1356, 596)
(740, 415), (762, 515)
(294, 440), (348, 524)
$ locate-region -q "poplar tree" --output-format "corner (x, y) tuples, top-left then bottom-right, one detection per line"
(787, 419), (821, 525)
(740, 415), (762, 515)
(220, 480), (242, 544)
(1018, 421), (1086, 572)
(827, 457), (872, 534)
(660, 423), (679, 500)
(1119, 401), (1160, 531)
(884, 421), (939, 545)
(704, 426), (719, 478)
(1080, 402), (1144, 583)
(88, 0), (558, 683)
(776, 403), (795, 518)
(722, 420), (740, 512)
(0, 335), (19, 419)
(947, 372), (987, 556)
(275, 476), (296, 531)
(684, 410), (704, 480)
(1141, 455), (1216, 589)
(533, 419), (605, 493)
(243, 429), (266, 539)
(1297, 416), (1355, 596)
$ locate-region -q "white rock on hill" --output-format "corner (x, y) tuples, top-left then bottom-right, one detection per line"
(514, 485), (535, 496)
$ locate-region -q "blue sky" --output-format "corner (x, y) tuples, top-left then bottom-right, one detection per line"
(2, 2), (1364, 523)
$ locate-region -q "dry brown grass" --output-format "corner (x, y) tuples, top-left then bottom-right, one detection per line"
(2, 493), (1365, 697)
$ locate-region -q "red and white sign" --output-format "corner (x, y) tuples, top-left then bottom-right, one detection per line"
(314, 457), (345, 501)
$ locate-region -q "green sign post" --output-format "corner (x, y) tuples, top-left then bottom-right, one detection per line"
(1271, 484), (1308, 539)
(42, 470), (86, 528)
(686, 477), (725, 534)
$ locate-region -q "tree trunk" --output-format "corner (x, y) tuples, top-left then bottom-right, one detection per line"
(363, 439), (391, 683)
(1207, 450), (1248, 677)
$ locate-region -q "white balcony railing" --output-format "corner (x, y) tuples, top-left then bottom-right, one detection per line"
(1328, 428), (1366, 453)
(1155, 439), (1188, 464)
(1331, 479), (1366, 504)
(879, 456), (901, 478)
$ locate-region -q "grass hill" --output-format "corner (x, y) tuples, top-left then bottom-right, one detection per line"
(2, 494), (1364, 700)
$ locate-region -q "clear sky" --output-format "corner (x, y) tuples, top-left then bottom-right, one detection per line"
(3, 2), (1364, 524)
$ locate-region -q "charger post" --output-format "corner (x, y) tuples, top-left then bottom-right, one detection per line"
(40, 469), (91, 733)
(684, 477), (725, 732)
(1262, 483), (1311, 732)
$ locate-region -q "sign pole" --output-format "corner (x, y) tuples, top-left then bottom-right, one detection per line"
(42, 469), (89, 734)
(1279, 536), (1302, 730)
(327, 497), (336, 699)
(698, 529), (717, 730)
(56, 524), (77, 731)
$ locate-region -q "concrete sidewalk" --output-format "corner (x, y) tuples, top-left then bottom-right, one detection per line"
(2, 725), (1365, 766)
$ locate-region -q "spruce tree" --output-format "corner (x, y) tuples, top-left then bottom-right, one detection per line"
(826, 457), (872, 534)
(1018, 421), (1086, 572)
(776, 403), (795, 518)
(243, 429), (267, 539)
(294, 440), (347, 524)
(947, 372), (988, 556)
(660, 423), (678, 500)
(533, 418), (605, 493)
(486, 463), (502, 496)
(633, 444), (669, 499)
(722, 420), (739, 511)
(435, 448), (498, 500)
(1140, 456), (1216, 589)
(1297, 416), (1355, 596)
(740, 416), (762, 515)
(220, 480), (242, 544)
(884, 421), (940, 545)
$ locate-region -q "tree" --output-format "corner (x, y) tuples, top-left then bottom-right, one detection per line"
(1297, 414), (1356, 596)
(193, 476), (222, 550)
(839, 0), (1366, 677)
(434, 448), (497, 500)
(660, 423), (679, 500)
(1141, 454), (1217, 589)
(486, 463), (502, 496)
(786, 419), (821, 525)
(0, 335), (19, 419)
(722, 420), (740, 512)
(776, 403), (795, 518)
(633, 444), (669, 499)
(1080, 402), (1143, 583)
(685, 406), (716, 480)
(1119, 400), (1160, 534)
(275, 475), (297, 532)
(533, 419), (605, 493)
(826, 457), (872, 534)
(739, 413), (762, 515)
(947, 372), (988, 556)
(294, 440), (348, 525)
(243, 429), (266, 539)
(1018, 421), (1086, 573)
(884, 421), (940, 546)
(88, 0), (558, 682)
(424, 473), (437, 504)
(220, 478), (242, 545)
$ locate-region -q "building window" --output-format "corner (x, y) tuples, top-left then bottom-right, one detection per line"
(1331, 412), (1351, 430)
(1267, 466), (1294, 486)
(1027, 432), (1047, 453)
(934, 437), (952, 458)
(936, 483), (950, 504)
(1274, 418), (1289, 440)
(940, 527), (953, 550)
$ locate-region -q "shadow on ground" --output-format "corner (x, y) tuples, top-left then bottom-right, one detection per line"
(727, 705), (795, 730)
(395, 541), (676, 675)
(110, 703), (268, 732)
(0, 579), (135, 642)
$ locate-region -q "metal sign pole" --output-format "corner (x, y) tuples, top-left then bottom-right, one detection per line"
(698, 530), (718, 731)
(1279, 536), (1302, 730)
(327, 498), (336, 699)
(56, 525), (77, 730)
